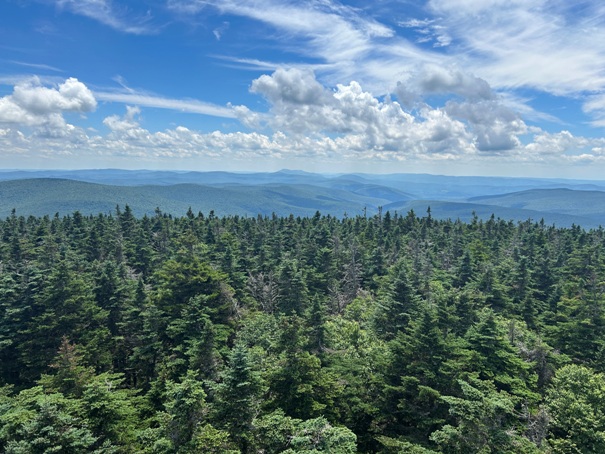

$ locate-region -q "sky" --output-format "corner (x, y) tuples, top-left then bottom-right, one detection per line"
(2, 0), (605, 178)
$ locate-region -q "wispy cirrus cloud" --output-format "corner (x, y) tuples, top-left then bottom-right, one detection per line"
(51, 0), (155, 34)
(167, 0), (442, 91)
(93, 75), (237, 118)
(95, 90), (237, 118)
(399, 18), (452, 48)
(426, 0), (605, 95)
(170, 0), (393, 62)
(582, 94), (605, 127)
(7, 61), (63, 72)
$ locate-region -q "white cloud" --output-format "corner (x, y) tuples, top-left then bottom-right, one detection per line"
(231, 104), (264, 129)
(524, 130), (589, 156)
(246, 69), (419, 142)
(428, 0), (539, 16)
(167, 0), (605, 132)
(445, 100), (526, 152)
(251, 68), (331, 106)
(12, 77), (96, 114)
(396, 64), (493, 107)
(0, 104), (599, 170)
(388, 64), (530, 153)
(0, 77), (96, 133)
(160, 0), (605, 143)
(400, 18), (452, 48)
(224, 68), (574, 158)
(104, 106), (143, 134)
(417, 65), (493, 100)
(169, 0), (605, 102)
(0, 71), (601, 173)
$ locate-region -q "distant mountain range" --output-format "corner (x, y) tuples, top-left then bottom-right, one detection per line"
(1, 169), (605, 228)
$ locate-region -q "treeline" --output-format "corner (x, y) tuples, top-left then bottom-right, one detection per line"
(1, 206), (605, 452)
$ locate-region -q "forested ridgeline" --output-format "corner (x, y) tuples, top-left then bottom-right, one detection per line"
(1, 206), (605, 453)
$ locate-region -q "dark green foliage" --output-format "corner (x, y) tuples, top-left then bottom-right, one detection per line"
(211, 343), (263, 451)
(2, 207), (605, 452)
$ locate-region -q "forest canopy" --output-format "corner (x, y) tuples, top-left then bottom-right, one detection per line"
(1, 206), (604, 453)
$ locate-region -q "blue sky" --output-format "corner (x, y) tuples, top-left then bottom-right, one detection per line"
(2, 0), (605, 177)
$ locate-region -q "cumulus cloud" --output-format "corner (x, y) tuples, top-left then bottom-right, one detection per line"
(415, 65), (491, 101)
(164, 0), (605, 137)
(12, 77), (96, 115)
(396, 65), (494, 107)
(0, 77), (96, 135)
(103, 106), (146, 139)
(0, 103), (599, 169)
(244, 68), (529, 156)
(524, 131), (590, 156)
(246, 68), (417, 142)
(251, 68), (331, 106)
(227, 68), (481, 158)
(445, 100), (526, 152)
(390, 64), (526, 153)
(168, 0), (605, 114)
(0, 70), (599, 171)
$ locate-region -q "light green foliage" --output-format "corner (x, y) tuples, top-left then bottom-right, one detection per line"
(77, 372), (140, 450)
(430, 378), (541, 453)
(285, 417), (357, 453)
(0, 386), (102, 453)
(546, 364), (605, 453)
(191, 424), (239, 453)
(376, 435), (439, 453)
(253, 411), (357, 453)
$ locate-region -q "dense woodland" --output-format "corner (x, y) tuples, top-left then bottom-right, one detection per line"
(1, 206), (605, 452)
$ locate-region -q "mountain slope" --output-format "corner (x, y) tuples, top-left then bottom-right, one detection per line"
(469, 189), (605, 224)
(384, 199), (602, 229)
(2, 172), (605, 228)
(0, 179), (386, 218)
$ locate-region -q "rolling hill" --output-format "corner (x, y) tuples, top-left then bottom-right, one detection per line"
(0, 179), (385, 219)
(1, 170), (605, 228)
(469, 189), (605, 223)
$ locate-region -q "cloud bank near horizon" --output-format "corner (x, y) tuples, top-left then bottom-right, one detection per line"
(0, 70), (602, 173)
